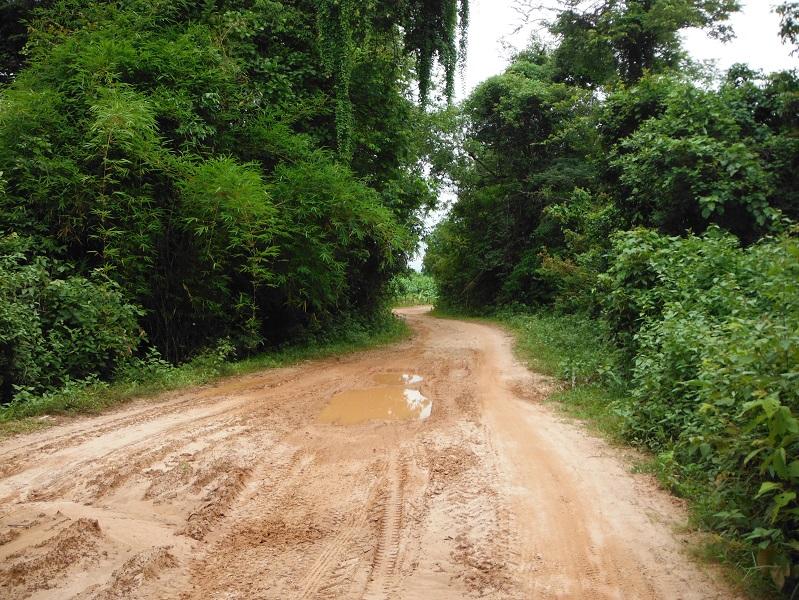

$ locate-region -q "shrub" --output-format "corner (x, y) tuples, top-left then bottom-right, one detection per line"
(389, 271), (438, 305)
(0, 234), (142, 402)
(602, 228), (799, 589)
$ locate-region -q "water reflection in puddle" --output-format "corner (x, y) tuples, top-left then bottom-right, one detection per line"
(319, 384), (431, 425)
(372, 372), (424, 385)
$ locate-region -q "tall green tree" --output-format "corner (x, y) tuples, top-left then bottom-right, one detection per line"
(428, 0), (798, 311)
(549, 0), (739, 86)
(0, 0), (468, 388)
(425, 48), (599, 307)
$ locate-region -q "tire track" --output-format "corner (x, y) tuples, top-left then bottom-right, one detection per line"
(296, 468), (384, 599)
(0, 307), (743, 600)
(0, 363), (316, 473)
(362, 452), (407, 600)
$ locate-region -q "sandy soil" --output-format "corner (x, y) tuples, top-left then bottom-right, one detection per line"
(0, 306), (740, 599)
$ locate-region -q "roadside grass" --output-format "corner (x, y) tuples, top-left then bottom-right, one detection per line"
(633, 456), (781, 599)
(431, 305), (779, 599)
(392, 299), (434, 308)
(0, 417), (52, 439)
(0, 313), (410, 439)
(690, 537), (782, 599)
(489, 310), (627, 443)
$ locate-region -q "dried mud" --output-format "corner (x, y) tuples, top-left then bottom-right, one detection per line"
(0, 307), (740, 599)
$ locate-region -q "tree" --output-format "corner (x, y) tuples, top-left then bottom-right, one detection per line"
(425, 48), (599, 307)
(548, 0), (740, 86)
(0, 0), (468, 370)
(777, 1), (799, 53)
(428, 2), (797, 311)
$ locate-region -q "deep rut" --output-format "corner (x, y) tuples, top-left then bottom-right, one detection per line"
(0, 307), (741, 600)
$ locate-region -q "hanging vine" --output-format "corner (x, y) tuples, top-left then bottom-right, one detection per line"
(403, 0), (469, 104)
(316, 0), (468, 158)
(316, 0), (356, 159)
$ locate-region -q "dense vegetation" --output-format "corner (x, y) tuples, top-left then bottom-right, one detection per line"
(0, 0), (467, 406)
(426, 0), (799, 592)
(389, 271), (438, 306)
(2, 0), (799, 593)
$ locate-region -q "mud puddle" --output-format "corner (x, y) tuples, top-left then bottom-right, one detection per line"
(319, 385), (431, 425)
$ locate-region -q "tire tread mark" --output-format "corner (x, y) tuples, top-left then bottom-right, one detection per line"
(296, 468), (383, 600)
(362, 452), (407, 600)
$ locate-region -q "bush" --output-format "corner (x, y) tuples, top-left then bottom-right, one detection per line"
(0, 234), (142, 402)
(389, 271), (438, 305)
(602, 227), (799, 589)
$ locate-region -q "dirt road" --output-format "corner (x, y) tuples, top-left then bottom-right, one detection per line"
(0, 307), (738, 599)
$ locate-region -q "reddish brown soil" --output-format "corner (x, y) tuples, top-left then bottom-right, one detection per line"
(0, 307), (739, 599)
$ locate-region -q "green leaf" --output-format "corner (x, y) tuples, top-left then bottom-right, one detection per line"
(757, 482), (782, 498)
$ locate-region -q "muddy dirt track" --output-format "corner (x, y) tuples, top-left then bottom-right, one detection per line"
(0, 307), (739, 599)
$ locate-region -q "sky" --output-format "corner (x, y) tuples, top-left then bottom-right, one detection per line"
(458, 0), (797, 102)
(409, 0), (798, 270)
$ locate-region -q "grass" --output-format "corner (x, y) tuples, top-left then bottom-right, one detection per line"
(633, 454), (783, 599)
(433, 305), (779, 599)
(0, 312), (410, 438)
(392, 298), (435, 308)
(0, 417), (53, 439)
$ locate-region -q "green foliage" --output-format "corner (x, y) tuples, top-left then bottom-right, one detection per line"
(778, 2), (799, 53)
(315, 0), (469, 154)
(601, 228), (799, 591)
(400, 0), (469, 102)
(610, 72), (798, 239)
(316, 0), (356, 157)
(389, 271), (438, 305)
(428, 49), (799, 312)
(537, 188), (619, 313)
(425, 47), (598, 309)
(599, 227), (748, 353)
(267, 157), (411, 321)
(550, 0), (740, 86)
(493, 309), (621, 388)
(0, 0), (466, 410)
(0, 233), (141, 401)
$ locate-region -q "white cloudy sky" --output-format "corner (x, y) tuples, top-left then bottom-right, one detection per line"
(458, 0), (797, 101)
(410, 0), (798, 270)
